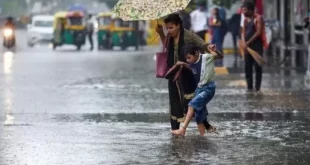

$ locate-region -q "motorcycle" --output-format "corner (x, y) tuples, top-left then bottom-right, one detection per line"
(3, 28), (16, 49)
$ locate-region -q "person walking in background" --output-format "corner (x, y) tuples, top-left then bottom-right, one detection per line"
(87, 14), (94, 51)
(241, 1), (264, 93)
(210, 8), (225, 66)
(228, 12), (242, 66)
(190, 2), (208, 40)
(218, 2), (227, 22)
(138, 21), (146, 49)
(179, 10), (191, 30)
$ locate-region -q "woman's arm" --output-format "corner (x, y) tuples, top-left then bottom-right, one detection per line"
(176, 61), (192, 70)
(158, 31), (166, 44)
(211, 20), (222, 27)
(187, 30), (211, 53)
(155, 24), (166, 44)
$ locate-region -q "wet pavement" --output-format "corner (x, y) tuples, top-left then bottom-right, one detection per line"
(0, 30), (310, 165)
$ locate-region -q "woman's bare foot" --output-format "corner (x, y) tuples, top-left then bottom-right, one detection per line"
(171, 127), (186, 136)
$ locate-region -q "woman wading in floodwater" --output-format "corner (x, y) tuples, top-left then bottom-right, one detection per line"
(155, 13), (216, 134)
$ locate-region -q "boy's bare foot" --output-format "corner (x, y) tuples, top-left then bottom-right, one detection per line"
(171, 127), (186, 136)
(207, 126), (217, 133)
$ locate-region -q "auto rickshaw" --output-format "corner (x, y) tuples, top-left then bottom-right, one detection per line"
(52, 11), (86, 50)
(111, 17), (138, 50)
(96, 12), (113, 50)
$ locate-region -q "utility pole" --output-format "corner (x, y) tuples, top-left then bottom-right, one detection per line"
(307, 45), (310, 79)
(26, 0), (31, 15)
(307, 1), (310, 81)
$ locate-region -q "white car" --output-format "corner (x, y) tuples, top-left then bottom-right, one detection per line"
(27, 15), (54, 47)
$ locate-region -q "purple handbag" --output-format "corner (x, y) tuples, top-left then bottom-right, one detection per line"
(156, 36), (169, 78)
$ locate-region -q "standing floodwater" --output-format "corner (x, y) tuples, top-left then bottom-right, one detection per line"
(0, 30), (310, 165)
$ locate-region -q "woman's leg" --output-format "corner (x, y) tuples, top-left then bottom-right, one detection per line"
(168, 80), (184, 130)
(170, 119), (180, 130)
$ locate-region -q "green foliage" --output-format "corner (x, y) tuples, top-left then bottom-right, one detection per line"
(212, 0), (238, 8)
(98, 0), (118, 8)
(0, 0), (26, 16)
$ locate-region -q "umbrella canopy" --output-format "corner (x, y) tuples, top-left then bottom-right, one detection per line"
(112, 0), (191, 21)
(68, 4), (87, 14)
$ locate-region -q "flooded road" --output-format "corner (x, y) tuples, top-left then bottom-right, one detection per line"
(0, 30), (310, 165)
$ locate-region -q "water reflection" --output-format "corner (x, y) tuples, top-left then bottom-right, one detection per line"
(52, 111), (310, 123)
(157, 136), (218, 164)
(3, 51), (14, 74)
(3, 51), (14, 125)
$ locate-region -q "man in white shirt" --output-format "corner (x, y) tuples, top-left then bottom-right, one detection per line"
(87, 14), (94, 51)
(190, 3), (208, 40)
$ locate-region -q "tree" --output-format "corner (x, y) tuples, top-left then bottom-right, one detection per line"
(97, 0), (117, 8)
(212, 0), (238, 9)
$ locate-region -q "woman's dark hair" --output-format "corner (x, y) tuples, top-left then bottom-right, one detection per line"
(242, 1), (255, 11)
(164, 13), (183, 26)
(184, 42), (200, 56)
(213, 7), (220, 15)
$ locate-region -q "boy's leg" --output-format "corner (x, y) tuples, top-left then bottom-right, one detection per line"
(203, 119), (211, 129)
(195, 105), (208, 136)
(203, 112), (217, 133)
(171, 106), (195, 136)
(197, 124), (206, 136)
(172, 82), (216, 136)
(196, 83), (216, 133)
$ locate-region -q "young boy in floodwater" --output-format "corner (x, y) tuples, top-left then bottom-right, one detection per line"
(172, 42), (223, 136)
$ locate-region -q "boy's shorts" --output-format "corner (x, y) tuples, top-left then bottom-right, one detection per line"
(188, 81), (216, 124)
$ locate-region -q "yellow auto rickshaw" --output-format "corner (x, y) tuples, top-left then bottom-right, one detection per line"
(111, 17), (138, 51)
(52, 11), (87, 50)
(96, 12), (113, 50)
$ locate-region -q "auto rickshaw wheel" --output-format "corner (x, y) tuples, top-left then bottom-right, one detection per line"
(52, 43), (57, 50)
(76, 45), (81, 51)
(98, 44), (103, 50)
(28, 42), (34, 48)
(121, 43), (127, 51)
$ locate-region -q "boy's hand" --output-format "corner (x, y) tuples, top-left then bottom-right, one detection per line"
(207, 44), (216, 52)
(209, 44), (217, 51)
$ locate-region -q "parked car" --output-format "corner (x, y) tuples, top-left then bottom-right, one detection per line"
(27, 15), (54, 47)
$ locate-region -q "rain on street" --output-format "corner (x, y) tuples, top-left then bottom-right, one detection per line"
(0, 30), (310, 165)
